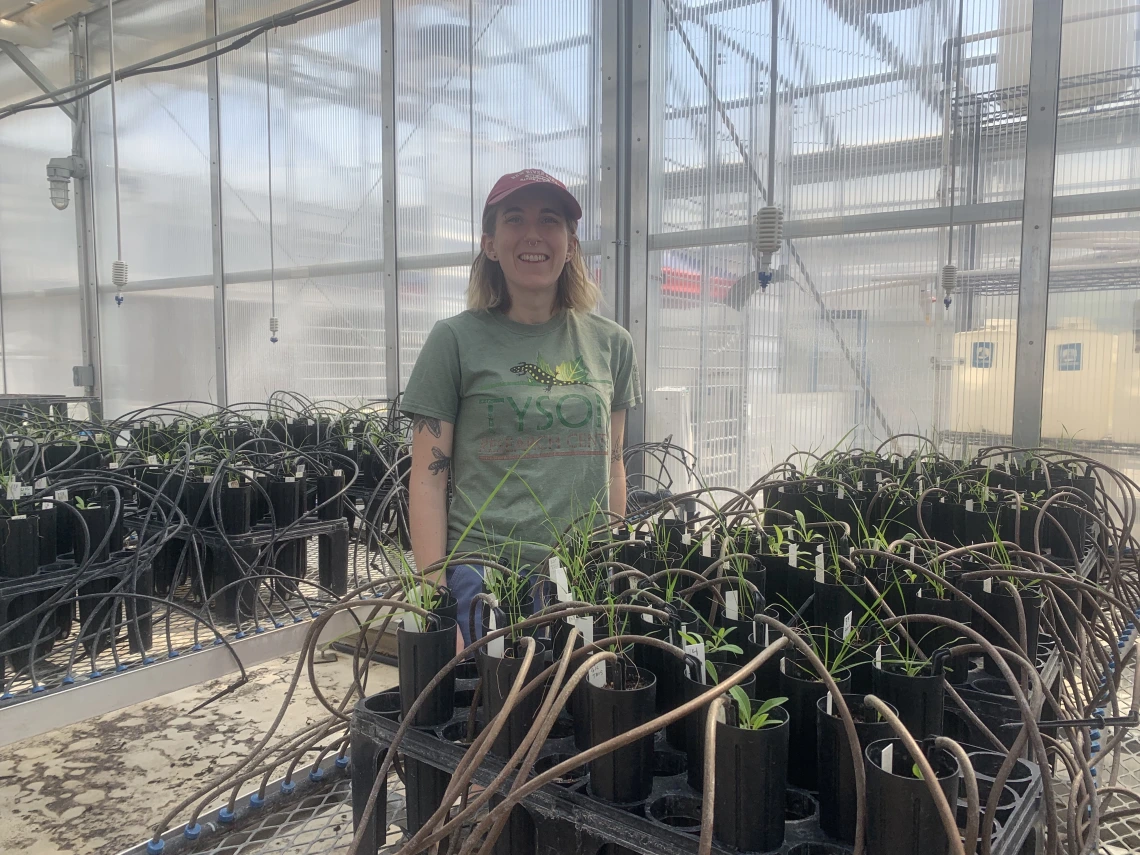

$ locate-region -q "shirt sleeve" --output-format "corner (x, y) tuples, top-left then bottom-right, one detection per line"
(400, 321), (462, 423)
(611, 325), (643, 411)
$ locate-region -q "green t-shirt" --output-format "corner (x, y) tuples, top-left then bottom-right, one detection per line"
(401, 308), (642, 567)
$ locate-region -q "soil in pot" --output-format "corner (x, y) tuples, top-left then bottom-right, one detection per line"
(586, 663), (656, 804)
(816, 694), (897, 844)
(866, 738), (961, 855)
(714, 705), (789, 852)
(779, 652), (852, 790)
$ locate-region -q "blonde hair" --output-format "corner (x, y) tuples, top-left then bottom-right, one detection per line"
(467, 202), (600, 313)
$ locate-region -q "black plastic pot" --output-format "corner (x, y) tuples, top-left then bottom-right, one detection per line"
(713, 707), (789, 852)
(396, 616), (458, 727)
(813, 570), (868, 633)
(779, 654), (851, 790)
(910, 588), (973, 684)
(866, 738), (961, 855)
(586, 663), (656, 804)
(34, 504), (57, 566)
(816, 694), (897, 843)
(0, 515), (39, 579)
(268, 478), (303, 589)
(871, 661), (945, 739)
(743, 618), (784, 700)
(878, 571), (923, 616)
(477, 639), (547, 758)
(680, 661), (757, 788)
(351, 690), (401, 854)
(316, 472), (345, 521)
(220, 484), (251, 535)
(980, 585), (1042, 676)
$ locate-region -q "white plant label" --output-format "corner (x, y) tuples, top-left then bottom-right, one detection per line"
(550, 557), (571, 602)
(685, 641), (707, 684)
(875, 644), (882, 668)
(682, 532), (692, 546)
(41, 502), (51, 511)
(285, 476), (296, 483)
(716, 704), (727, 724)
(147, 455), (158, 465)
(842, 611), (853, 640)
(765, 624), (770, 647)
(55, 489), (68, 503)
(34, 478), (47, 490)
(826, 693), (833, 715)
(817, 484), (824, 493)
(402, 610), (419, 632)
(204, 475), (213, 483)
(725, 591), (739, 621)
(19, 485), (32, 497)
(334, 469), (343, 478)
(6, 481), (20, 501)
(857, 480), (864, 491)
(965, 499), (975, 512)
(815, 552), (825, 583)
(838, 486), (845, 500)
(109, 462), (119, 470)
(12, 514), (24, 520)
(347, 439), (355, 451)
(588, 660), (607, 688)
(701, 538), (712, 559)
(487, 610), (504, 658)
(296, 465), (306, 477)
(881, 743), (894, 774)
(909, 545), (916, 564)
(983, 577), (992, 593)
(788, 543), (798, 569)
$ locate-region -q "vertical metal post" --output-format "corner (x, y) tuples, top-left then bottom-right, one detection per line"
(599, 0), (624, 325)
(602, 0), (651, 448)
(206, 0), (228, 406)
(626, 0), (651, 449)
(1011, 0), (1064, 449)
(380, 0), (401, 397)
(72, 15), (102, 415)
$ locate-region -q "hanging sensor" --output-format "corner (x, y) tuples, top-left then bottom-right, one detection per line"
(752, 205), (783, 289)
(941, 263), (957, 309)
(112, 259), (128, 305)
(269, 316), (279, 344)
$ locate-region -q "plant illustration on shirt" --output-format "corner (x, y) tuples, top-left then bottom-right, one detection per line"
(510, 354), (592, 392)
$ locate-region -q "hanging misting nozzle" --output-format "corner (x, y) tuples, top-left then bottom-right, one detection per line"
(941, 263), (957, 309)
(752, 205), (784, 289)
(113, 259), (128, 305)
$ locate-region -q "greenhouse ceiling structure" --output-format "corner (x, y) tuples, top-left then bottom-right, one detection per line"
(0, 0), (1138, 485)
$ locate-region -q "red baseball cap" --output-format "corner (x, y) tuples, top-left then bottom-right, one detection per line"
(483, 169), (583, 221)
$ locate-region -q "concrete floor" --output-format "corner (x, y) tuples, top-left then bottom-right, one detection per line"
(0, 652), (398, 855)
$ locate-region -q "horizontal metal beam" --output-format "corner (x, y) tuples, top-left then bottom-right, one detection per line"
(0, 38), (76, 120)
(647, 187), (1140, 251)
(0, 607), (366, 749)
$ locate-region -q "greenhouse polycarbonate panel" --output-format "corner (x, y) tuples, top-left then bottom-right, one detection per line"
(644, 0), (1039, 481)
(396, 0), (603, 384)
(217, 0), (387, 403)
(85, 0), (218, 415)
(0, 42), (83, 396)
(227, 275), (386, 403)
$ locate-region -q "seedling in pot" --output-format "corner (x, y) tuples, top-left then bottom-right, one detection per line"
(728, 689), (788, 730)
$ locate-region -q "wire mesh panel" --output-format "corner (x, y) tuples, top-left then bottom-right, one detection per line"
(85, 0), (218, 414)
(217, 0), (387, 404)
(396, 0), (603, 382)
(0, 42), (83, 396)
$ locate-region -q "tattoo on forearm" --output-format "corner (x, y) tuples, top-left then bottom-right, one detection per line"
(413, 415), (442, 438)
(428, 447), (451, 475)
(611, 445), (623, 463)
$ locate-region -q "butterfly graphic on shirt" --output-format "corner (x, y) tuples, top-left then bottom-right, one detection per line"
(510, 354), (591, 392)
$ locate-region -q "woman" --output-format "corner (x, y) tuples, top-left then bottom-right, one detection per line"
(401, 169), (642, 646)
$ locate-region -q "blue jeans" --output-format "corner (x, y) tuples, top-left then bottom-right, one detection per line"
(447, 564), (486, 646)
